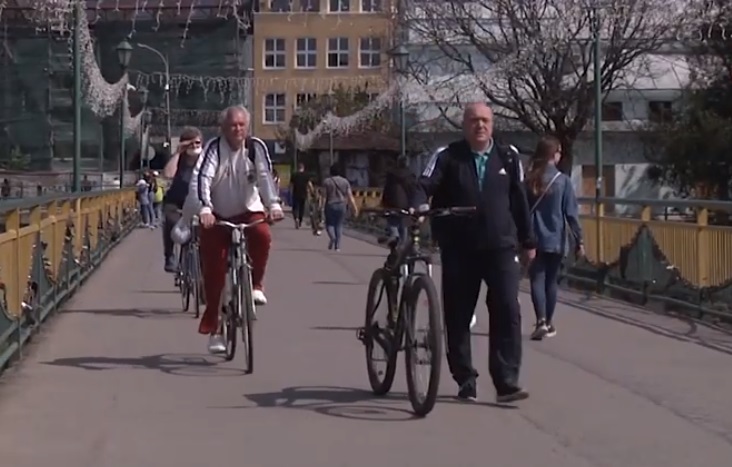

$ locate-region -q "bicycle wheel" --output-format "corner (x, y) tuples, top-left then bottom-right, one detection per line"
(223, 274), (237, 361)
(404, 274), (443, 417)
(190, 244), (203, 319)
(238, 264), (255, 374)
(178, 246), (190, 311)
(363, 268), (399, 395)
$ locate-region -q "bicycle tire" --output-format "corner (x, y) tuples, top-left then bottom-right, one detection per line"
(404, 274), (443, 417)
(239, 264), (255, 374)
(364, 268), (399, 395)
(178, 246), (190, 312)
(191, 245), (203, 319)
(223, 272), (238, 362)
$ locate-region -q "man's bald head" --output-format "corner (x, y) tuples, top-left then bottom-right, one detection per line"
(462, 102), (494, 151)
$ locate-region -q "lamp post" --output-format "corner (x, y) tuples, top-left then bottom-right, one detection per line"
(137, 87), (149, 175)
(388, 45), (410, 160)
(135, 42), (171, 149)
(71, 0), (82, 192)
(591, 4), (603, 264)
(116, 38), (133, 188)
(327, 87), (335, 166)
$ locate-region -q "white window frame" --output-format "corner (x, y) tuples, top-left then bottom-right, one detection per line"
(263, 93), (287, 124)
(359, 37), (381, 68)
(360, 0), (381, 12)
(263, 38), (286, 69)
(327, 37), (350, 69)
(329, 0), (350, 12)
(296, 38), (317, 69)
(295, 93), (318, 110)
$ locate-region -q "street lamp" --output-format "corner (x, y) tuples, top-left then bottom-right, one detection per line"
(72, 0), (82, 192)
(116, 38), (133, 188)
(137, 87), (149, 175)
(388, 45), (410, 159)
(591, 4), (603, 264)
(135, 42), (172, 149)
(327, 87), (335, 166)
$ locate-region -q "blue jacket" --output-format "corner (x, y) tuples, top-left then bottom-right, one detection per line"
(525, 165), (582, 255)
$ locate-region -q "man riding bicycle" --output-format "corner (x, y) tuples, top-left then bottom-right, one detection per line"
(189, 105), (284, 354)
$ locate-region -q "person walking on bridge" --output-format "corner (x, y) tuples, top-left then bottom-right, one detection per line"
(290, 162), (309, 229)
(189, 105), (284, 354)
(524, 135), (584, 341)
(412, 102), (536, 403)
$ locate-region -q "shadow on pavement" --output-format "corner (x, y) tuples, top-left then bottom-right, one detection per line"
(311, 280), (364, 286)
(242, 385), (419, 422)
(42, 353), (246, 377)
(237, 385), (517, 421)
(63, 308), (189, 319)
(133, 289), (180, 295)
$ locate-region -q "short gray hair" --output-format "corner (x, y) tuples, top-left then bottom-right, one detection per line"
(218, 105), (251, 126)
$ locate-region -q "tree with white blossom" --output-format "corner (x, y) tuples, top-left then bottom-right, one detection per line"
(404, 0), (688, 171)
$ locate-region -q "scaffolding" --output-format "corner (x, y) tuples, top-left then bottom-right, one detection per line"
(0, 0), (254, 170)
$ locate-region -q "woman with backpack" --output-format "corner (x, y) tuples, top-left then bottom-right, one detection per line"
(524, 136), (584, 341)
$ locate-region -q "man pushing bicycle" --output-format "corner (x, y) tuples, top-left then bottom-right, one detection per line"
(188, 105), (284, 354)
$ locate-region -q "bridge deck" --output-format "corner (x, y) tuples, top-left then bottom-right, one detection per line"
(1, 225), (732, 467)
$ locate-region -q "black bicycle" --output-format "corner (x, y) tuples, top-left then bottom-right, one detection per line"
(216, 218), (266, 372)
(357, 206), (475, 416)
(175, 221), (203, 318)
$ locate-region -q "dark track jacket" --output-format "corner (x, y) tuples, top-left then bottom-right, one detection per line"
(412, 139), (536, 252)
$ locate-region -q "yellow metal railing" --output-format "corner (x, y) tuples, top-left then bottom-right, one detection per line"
(350, 189), (732, 289)
(0, 189), (137, 319)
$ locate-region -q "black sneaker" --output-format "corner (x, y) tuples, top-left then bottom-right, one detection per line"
(530, 320), (548, 341)
(496, 387), (529, 403)
(457, 380), (477, 402)
(164, 257), (178, 273)
(545, 323), (557, 337)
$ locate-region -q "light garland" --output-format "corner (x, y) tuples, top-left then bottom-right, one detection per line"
(76, 9), (129, 118)
(291, 80), (401, 150)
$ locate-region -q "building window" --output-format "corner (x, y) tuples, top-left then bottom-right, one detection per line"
(296, 93), (318, 109)
(648, 100), (673, 123)
(329, 0), (350, 12)
(359, 37), (382, 68)
(300, 0), (320, 11)
(601, 102), (623, 122)
(270, 0), (291, 11)
(264, 93), (286, 123)
(264, 38), (286, 69)
(327, 37), (350, 68)
(296, 38), (317, 69)
(361, 0), (381, 12)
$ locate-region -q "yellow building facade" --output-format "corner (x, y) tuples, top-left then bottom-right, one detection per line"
(252, 0), (395, 140)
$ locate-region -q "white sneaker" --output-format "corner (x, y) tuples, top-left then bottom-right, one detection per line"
(252, 289), (267, 306)
(207, 334), (226, 354)
(470, 313), (477, 330)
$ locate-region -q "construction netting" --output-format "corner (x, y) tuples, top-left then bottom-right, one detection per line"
(0, 1), (252, 171)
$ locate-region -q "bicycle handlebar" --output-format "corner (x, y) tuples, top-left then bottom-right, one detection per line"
(363, 207), (476, 219)
(215, 219), (267, 230)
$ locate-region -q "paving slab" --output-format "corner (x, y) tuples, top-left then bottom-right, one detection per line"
(0, 224), (731, 467)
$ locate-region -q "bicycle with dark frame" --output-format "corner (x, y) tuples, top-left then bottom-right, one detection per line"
(357, 206), (475, 417)
(174, 210), (203, 318)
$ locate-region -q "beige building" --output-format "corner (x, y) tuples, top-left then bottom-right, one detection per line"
(252, 0), (395, 141)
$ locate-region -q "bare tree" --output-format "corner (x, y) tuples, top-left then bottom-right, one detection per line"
(404, 0), (684, 171)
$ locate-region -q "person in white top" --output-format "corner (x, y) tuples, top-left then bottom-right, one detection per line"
(188, 105), (284, 354)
